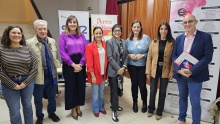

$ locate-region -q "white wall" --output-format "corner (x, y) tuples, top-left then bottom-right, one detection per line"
(34, 0), (107, 42)
(75, 0), (107, 14)
(76, 0), (99, 14)
(99, 0), (107, 14)
(33, 0), (77, 42)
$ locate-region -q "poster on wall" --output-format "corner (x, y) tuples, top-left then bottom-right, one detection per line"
(91, 14), (117, 41)
(164, 0), (220, 123)
(58, 10), (90, 44)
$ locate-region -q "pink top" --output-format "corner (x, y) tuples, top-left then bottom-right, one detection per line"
(184, 30), (197, 53)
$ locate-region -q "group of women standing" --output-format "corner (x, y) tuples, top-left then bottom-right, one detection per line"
(0, 14), (174, 123)
(58, 15), (175, 122)
(59, 15), (174, 122)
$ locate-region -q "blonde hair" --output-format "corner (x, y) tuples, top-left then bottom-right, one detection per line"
(64, 15), (81, 35)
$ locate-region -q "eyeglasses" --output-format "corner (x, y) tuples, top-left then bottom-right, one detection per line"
(113, 30), (121, 33)
(182, 20), (196, 25)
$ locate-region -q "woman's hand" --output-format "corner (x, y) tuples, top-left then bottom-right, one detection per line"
(92, 76), (96, 84)
(129, 54), (137, 60)
(13, 85), (21, 90)
(19, 83), (27, 89)
(117, 67), (125, 75)
(168, 74), (173, 80)
(71, 63), (82, 72)
(136, 54), (144, 60)
(147, 74), (151, 79)
(75, 64), (82, 72)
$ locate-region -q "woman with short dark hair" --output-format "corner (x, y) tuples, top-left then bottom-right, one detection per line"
(106, 24), (128, 122)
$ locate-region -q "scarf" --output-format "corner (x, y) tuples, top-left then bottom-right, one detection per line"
(37, 36), (57, 85)
(116, 40), (124, 67)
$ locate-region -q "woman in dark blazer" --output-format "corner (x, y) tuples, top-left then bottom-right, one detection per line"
(106, 24), (128, 122)
(85, 27), (108, 117)
(146, 22), (174, 120)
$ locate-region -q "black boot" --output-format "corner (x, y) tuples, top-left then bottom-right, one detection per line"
(133, 102), (138, 113)
(142, 102), (147, 113)
(35, 117), (43, 124)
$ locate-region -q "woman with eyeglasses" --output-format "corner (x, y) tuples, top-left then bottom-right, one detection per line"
(85, 26), (108, 117)
(0, 26), (38, 124)
(126, 20), (151, 114)
(106, 24), (128, 122)
(146, 22), (174, 120)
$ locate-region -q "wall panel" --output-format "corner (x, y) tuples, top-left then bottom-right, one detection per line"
(120, 0), (171, 40)
(120, 3), (128, 39)
(120, 0), (171, 84)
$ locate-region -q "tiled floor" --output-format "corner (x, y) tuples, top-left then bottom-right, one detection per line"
(0, 77), (211, 124)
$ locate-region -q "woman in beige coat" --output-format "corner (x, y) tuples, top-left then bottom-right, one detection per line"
(146, 22), (174, 120)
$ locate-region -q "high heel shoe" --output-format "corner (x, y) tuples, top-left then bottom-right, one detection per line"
(100, 110), (107, 115)
(76, 106), (82, 117)
(71, 108), (78, 120)
(77, 111), (82, 117)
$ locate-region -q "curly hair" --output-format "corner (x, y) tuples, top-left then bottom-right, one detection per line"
(1, 26), (26, 47)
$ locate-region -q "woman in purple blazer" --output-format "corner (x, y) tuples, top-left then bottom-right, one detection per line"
(59, 15), (87, 120)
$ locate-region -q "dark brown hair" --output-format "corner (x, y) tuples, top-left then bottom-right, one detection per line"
(93, 26), (103, 41)
(155, 22), (174, 43)
(64, 15), (81, 35)
(1, 26), (26, 47)
(111, 24), (122, 37)
(129, 20), (143, 40)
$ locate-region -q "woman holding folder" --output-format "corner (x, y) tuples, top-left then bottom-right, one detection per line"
(146, 22), (174, 120)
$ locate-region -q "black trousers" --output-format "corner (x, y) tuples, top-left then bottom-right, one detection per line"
(148, 65), (168, 116)
(108, 76), (123, 111)
(127, 65), (147, 103)
(62, 54), (86, 110)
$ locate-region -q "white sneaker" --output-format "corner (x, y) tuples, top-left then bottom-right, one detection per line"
(112, 111), (119, 122)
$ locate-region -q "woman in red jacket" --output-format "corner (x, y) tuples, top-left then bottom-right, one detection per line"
(85, 26), (108, 117)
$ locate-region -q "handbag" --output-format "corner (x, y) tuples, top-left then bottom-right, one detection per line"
(117, 75), (123, 97)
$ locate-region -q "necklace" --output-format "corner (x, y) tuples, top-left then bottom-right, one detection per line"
(96, 42), (102, 48)
(97, 44), (102, 48)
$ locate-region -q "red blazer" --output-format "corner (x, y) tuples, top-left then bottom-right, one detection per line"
(85, 41), (108, 84)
